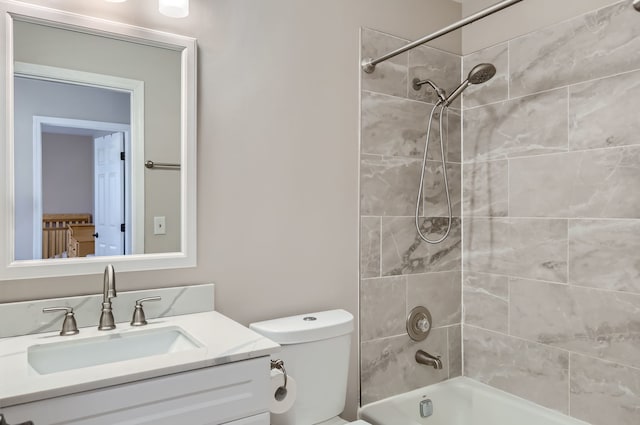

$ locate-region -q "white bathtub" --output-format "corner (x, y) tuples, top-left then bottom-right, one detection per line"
(359, 377), (589, 425)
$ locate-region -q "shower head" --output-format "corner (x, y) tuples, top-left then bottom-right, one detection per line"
(444, 63), (496, 107)
(634, 0), (640, 12)
(468, 63), (497, 85)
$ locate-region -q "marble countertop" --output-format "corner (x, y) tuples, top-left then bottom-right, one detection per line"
(0, 311), (281, 407)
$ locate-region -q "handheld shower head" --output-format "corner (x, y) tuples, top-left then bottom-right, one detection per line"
(468, 63), (497, 84)
(444, 63), (496, 106)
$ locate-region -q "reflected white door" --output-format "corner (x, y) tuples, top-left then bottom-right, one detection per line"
(94, 132), (125, 256)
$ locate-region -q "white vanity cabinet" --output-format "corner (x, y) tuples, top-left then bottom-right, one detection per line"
(2, 357), (271, 425)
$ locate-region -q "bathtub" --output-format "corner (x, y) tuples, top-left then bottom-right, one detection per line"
(359, 377), (589, 425)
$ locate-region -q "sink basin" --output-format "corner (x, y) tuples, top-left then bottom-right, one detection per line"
(28, 326), (202, 375)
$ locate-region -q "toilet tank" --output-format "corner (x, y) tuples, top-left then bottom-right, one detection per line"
(250, 310), (354, 425)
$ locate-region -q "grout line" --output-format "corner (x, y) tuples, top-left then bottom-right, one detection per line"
(360, 270), (463, 282)
(460, 53), (466, 378)
(462, 142), (640, 165)
(463, 270), (640, 297)
(378, 216), (383, 278)
(566, 219), (571, 287)
(506, 158), (510, 218)
(507, 40), (511, 100)
(464, 65), (640, 112)
(446, 325), (451, 379)
(465, 216), (640, 222)
(362, 88), (442, 107)
(566, 87), (571, 152)
(363, 323), (464, 345)
(464, 324), (640, 373)
(568, 353), (572, 416)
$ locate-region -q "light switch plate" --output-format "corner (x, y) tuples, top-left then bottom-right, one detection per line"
(154, 216), (166, 235)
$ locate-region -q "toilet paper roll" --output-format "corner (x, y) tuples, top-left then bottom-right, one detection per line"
(269, 369), (297, 414)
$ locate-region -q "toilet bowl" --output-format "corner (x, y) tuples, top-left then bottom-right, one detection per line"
(250, 310), (371, 425)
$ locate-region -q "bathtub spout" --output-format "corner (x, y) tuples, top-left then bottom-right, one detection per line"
(416, 350), (443, 369)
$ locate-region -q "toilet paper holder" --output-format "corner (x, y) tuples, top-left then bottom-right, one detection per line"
(270, 359), (288, 394)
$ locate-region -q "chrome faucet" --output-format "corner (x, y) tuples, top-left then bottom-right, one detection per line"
(416, 349), (443, 369)
(98, 264), (117, 330)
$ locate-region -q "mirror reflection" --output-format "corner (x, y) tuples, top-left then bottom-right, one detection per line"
(13, 19), (182, 261)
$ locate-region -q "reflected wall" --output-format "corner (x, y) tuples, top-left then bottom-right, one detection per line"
(13, 20), (181, 256)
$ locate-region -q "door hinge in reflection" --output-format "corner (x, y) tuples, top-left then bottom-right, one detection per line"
(121, 223), (126, 232)
(120, 151), (125, 161)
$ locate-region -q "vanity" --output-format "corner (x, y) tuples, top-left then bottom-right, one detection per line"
(0, 286), (281, 425)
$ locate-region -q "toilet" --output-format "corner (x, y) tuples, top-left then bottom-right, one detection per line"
(250, 309), (371, 425)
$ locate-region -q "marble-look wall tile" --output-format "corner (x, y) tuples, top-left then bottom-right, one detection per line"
(463, 272), (508, 333)
(360, 154), (421, 216)
(463, 89), (568, 162)
(361, 328), (449, 404)
(361, 91), (432, 158)
(569, 219), (640, 294)
(464, 218), (567, 282)
(463, 43), (509, 109)
(464, 218), (510, 275)
(360, 276), (407, 342)
(570, 354), (640, 425)
(510, 278), (640, 369)
(360, 217), (381, 279)
(510, 1), (640, 98)
(408, 45), (461, 107)
(446, 108), (461, 163)
(509, 147), (640, 218)
(570, 69), (640, 151)
(407, 271), (461, 328)
(381, 217), (461, 276)
(422, 161), (461, 218)
(463, 160), (508, 217)
(464, 326), (569, 413)
(361, 29), (408, 97)
(448, 325), (462, 378)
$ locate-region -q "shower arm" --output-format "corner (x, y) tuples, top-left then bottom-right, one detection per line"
(362, 0), (524, 73)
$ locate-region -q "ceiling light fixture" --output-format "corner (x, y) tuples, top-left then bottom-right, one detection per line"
(159, 0), (189, 18)
(104, 0), (190, 18)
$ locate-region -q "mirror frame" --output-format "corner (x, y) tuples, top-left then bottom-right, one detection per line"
(0, 0), (197, 280)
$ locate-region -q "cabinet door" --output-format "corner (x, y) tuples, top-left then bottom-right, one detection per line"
(2, 358), (270, 425)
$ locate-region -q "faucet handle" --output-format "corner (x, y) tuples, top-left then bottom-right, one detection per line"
(43, 306), (79, 336)
(130, 296), (161, 326)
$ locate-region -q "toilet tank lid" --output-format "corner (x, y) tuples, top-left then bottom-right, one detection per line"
(249, 309), (354, 345)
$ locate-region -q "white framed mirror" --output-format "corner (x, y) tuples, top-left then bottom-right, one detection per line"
(0, 1), (197, 280)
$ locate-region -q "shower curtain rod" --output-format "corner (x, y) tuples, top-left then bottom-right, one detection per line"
(361, 0), (524, 73)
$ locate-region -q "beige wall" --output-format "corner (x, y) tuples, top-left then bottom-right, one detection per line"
(1, 0), (461, 417)
(462, 0), (619, 53)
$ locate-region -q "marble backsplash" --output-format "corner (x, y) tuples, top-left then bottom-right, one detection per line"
(0, 284), (214, 338)
(359, 27), (462, 404)
(462, 1), (640, 424)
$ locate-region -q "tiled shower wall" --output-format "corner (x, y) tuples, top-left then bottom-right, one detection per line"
(359, 29), (463, 404)
(462, 1), (640, 424)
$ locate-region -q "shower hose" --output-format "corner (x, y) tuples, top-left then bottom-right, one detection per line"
(415, 100), (453, 244)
